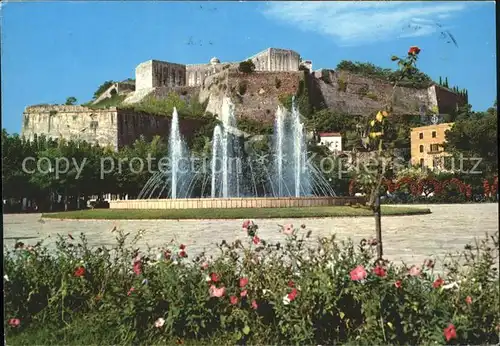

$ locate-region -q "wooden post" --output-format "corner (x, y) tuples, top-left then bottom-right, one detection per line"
(375, 193), (383, 259)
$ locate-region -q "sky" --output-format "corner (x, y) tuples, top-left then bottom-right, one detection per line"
(1, 1), (497, 134)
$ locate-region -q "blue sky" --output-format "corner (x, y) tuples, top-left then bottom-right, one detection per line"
(1, 1), (496, 134)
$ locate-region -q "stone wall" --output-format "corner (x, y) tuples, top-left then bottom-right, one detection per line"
(116, 110), (207, 148)
(22, 105), (119, 148)
(247, 48), (300, 72)
(92, 82), (136, 105)
(22, 105), (207, 150)
(136, 60), (186, 90)
(199, 69), (303, 124)
(186, 62), (234, 87)
(432, 85), (467, 114)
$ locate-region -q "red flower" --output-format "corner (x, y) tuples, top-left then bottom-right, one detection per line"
(288, 288), (299, 301)
(433, 277), (444, 288)
(179, 250), (187, 258)
(210, 272), (220, 282)
(287, 280), (295, 287)
(239, 277), (249, 288)
(350, 265), (367, 281)
(230, 295), (238, 305)
(179, 244), (186, 250)
(8, 318), (20, 327)
(465, 296), (472, 305)
(127, 287), (135, 296)
(443, 323), (457, 342)
(394, 280), (402, 288)
(373, 265), (387, 278)
(408, 46), (421, 55)
(240, 289), (248, 297)
(74, 266), (85, 277)
(252, 236), (260, 245)
(133, 261), (142, 276)
(251, 300), (258, 309)
(164, 250), (171, 260)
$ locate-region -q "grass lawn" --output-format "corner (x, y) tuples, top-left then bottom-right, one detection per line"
(42, 205), (431, 220)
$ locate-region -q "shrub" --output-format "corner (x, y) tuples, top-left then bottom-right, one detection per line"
(238, 60), (256, 73)
(238, 80), (249, 95)
(275, 77), (281, 89)
(4, 223), (499, 345)
(337, 78), (347, 92)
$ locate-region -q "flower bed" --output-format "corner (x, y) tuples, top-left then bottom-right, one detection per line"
(4, 223), (499, 344)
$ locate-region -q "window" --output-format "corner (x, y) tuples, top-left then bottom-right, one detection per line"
(419, 145), (424, 153)
(432, 131), (437, 138)
(420, 158), (425, 167)
(430, 144), (439, 152)
(419, 133), (423, 139)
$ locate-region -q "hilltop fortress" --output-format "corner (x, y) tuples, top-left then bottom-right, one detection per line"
(21, 47), (466, 149)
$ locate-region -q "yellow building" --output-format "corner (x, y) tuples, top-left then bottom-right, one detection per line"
(410, 123), (454, 169)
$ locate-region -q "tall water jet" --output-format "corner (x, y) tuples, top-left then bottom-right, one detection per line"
(211, 125), (222, 198)
(169, 107), (182, 199)
(275, 106), (285, 196)
(220, 97), (238, 198)
(291, 98), (303, 197)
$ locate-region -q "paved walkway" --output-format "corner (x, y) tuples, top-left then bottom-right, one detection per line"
(3, 204), (498, 270)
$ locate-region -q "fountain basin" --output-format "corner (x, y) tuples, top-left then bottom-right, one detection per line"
(109, 196), (365, 210)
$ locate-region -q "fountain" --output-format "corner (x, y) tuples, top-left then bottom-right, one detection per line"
(114, 97), (363, 209)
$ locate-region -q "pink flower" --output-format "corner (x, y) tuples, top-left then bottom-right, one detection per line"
(283, 224), (294, 235)
(127, 287), (135, 296)
(201, 262), (209, 270)
(240, 289), (248, 297)
(8, 318), (20, 327)
(443, 323), (457, 342)
(350, 265), (367, 281)
(239, 277), (249, 288)
(408, 265), (421, 277)
(394, 280), (402, 288)
(287, 288), (299, 301)
(133, 261), (142, 276)
(373, 266), (387, 278)
(209, 285), (226, 298)
(465, 296), (472, 305)
(251, 300), (258, 309)
(242, 220), (253, 229)
(230, 296), (238, 305)
(287, 280), (295, 287)
(252, 236), (260, 245)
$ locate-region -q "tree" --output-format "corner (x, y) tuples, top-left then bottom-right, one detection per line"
(238, 60), (256, 73)
(65, 97), (77, 105)
(93, 80), (116, 100)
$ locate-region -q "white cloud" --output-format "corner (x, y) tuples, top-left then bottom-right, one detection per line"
(262, 1), (468, 46)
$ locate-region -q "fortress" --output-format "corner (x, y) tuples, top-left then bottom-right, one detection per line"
(21, 47), (466, 150)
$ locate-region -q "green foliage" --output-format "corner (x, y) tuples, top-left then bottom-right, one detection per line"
(93, 81), (116, 100)
(122, 93), (208, 118)
(65, 97), (77, 106)
(4, 226), (499, 344)
(336, 60), (433, 89)
(238, 60), (256, 73)
(366, 92), (378, 101)
(444, 108), (498, 177)
(89, 93), (126, 109)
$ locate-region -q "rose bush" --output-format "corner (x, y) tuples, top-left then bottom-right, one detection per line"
(4, 223), (499, 345)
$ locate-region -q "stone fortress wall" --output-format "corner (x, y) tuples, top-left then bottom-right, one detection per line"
(21, 105), (206, 150)
(135, 60), (187, 90)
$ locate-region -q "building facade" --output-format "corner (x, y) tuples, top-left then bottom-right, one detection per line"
(410, 123), (454, 170)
